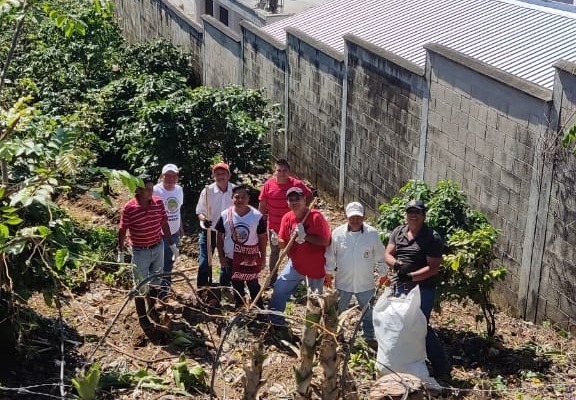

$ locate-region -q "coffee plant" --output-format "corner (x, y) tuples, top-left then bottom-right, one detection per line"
(377, 179), (507, 336)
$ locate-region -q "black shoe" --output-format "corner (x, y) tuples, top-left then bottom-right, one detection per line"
(366, 338), (378, 351)
(272, 325), (296, 343)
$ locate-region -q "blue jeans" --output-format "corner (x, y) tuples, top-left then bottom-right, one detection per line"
(159, 233), (180, 300)
(198, 230), (216, 286)
(131, 242), (163, 294)
(338, 289), (375, 340)
(268, 260), (324, 326)
(410, 285), (452, 377)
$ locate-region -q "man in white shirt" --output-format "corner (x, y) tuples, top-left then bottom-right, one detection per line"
(325, 202), (386, 347)
(195, 162), (235, 287)
(153, 164), (184, 300)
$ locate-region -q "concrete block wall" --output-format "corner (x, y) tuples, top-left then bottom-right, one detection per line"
(241, 22), (287, 158)
(112, 3), (576, 329)
(424, 44), (554, 310)
(343, 35), (426, 211)
(202, 16), (242, 87)
(537, 61), (576, 330)
(285, 28), (344, 196)
(113, 0), (203, 82)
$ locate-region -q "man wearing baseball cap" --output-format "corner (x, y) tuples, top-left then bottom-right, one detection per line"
(258, 159), (312, 285)
(195, 162), (235, 287)
(268, 187), (331, 328)
(325, 201), (386, 349)
(118, 175), (177, 333)
(385, 199), (451, 381)
(153, 164), (184, 301)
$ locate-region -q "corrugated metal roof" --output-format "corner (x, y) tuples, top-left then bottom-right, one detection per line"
(262, 0), (576, 89)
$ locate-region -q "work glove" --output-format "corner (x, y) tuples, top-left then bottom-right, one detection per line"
(391, 270), (412, 285)
(201, 219), (212, 229)
(170, 244), (180, 261)
(324, 274), (334, 288)
(378, 275), (391, 287)
(270, 230), (279, 246)
(295, 222), (307, 244)
(116, 250), (124, 263)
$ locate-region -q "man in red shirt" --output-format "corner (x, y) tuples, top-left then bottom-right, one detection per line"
(118, 175), (177, 332)
(268, 187), (331, 326)
(258, 159), (312, 285)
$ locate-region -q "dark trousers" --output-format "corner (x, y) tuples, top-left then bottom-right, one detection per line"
(198, 230), (216, 286)
(232, 279), (263, 308)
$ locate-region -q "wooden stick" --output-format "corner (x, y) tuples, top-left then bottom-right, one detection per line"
(250, 197), (318, 308)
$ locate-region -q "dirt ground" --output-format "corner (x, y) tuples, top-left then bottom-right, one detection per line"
(2, 184), (576, 399)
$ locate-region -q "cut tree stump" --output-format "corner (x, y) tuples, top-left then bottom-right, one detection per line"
(369, 373), (424, 400)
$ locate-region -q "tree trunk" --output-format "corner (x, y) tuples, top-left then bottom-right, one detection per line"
(319, 289), (339, 400)
(242, 341), (266, 400)
(295, 292), (321, 398)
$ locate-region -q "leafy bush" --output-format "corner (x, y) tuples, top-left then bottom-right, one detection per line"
(377, 180), (506, 336)
(92, 81), (276, 191)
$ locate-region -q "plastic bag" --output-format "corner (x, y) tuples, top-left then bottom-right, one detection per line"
(373, 286), (436, 383)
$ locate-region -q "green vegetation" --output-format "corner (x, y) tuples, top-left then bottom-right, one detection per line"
(0, 0), (277, 367)
(377, 180), (506, 337)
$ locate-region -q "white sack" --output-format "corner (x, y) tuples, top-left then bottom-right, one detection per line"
(372, 286), (436, 384)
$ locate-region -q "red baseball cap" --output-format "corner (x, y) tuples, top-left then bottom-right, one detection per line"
(212, 162), (230, 172)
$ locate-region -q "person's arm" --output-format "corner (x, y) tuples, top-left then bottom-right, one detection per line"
(161, 221), (174, 245)
(324, 233), (337, 274)
(258, 199), (268, 215)
(118, 227), (127, 252)
(196, 187), (210, 223)
(216, 232), (226, 265)
(215, 216), (227, 265)
(299, 213), (331, 247)
(384, 242), (398, 269)
(179, 188), (185, 236)
(373, 233), (387, 275)
(278, 215), (289, 249)
(408, 256), (442, 282)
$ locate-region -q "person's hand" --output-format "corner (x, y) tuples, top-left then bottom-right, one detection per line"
(391, 270), (411, 285)
(201, 219), (212, 229)
(270, 230), (279, 246)
(295, 223), (306, 244)
(324, 274), (334, 288)
(170, 244), (179, 261)
(393, 259), (403, 271)
(116, 250), (124, 263)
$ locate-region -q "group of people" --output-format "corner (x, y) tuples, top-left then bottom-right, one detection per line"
(116, 159), (451, 381)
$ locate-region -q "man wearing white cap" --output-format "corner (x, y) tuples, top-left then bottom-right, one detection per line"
(154, 164), (184, 300)
(325, 201), (386, 348)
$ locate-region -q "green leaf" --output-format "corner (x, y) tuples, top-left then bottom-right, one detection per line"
(55, 248), (69, 270)
(0, 224), (9, 238)
(37, 225), (51, 237)
(5, 217), (23, 225)
(72, 363), (100, 400)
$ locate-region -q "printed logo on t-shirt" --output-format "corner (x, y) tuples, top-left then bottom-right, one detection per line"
(165, 197), (179, 212)
(232, 223), (250, 244)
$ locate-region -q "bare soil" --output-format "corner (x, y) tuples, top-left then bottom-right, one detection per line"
(2, 186), (575, 400)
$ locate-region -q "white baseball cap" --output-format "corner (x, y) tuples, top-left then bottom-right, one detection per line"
(345, 202), (364, 217)
(162, 164), (179, 174)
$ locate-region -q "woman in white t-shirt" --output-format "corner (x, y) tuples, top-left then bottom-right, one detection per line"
(153, 164), (184, 300)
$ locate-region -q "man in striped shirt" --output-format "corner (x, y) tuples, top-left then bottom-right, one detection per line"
(258, 159), (312, 285)
(118, 175), (177, 332)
